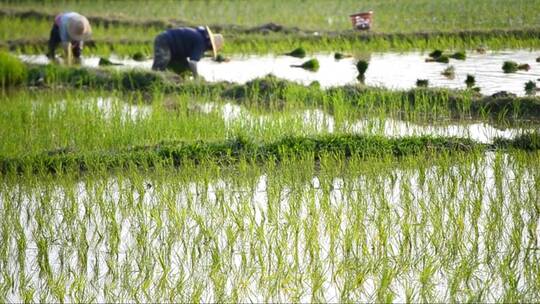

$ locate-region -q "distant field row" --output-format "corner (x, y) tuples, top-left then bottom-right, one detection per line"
(1, 0), (539, 33)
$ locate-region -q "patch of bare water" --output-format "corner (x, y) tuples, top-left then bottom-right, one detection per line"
(19, 50), (540, 96)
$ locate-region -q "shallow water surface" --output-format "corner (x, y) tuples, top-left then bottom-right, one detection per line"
(20, 50), (540, 96)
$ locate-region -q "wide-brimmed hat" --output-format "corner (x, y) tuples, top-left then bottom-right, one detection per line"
(205, 26), (224, 59)
(67, 14), (92, 41)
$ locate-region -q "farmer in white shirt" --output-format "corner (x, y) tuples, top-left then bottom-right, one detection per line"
(47, 12), (92, 63)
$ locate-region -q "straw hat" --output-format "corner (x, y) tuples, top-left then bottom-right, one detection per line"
(67, 14), (92, 41)
(205, 26), (224, 59)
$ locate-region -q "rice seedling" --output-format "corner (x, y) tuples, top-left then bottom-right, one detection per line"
(416, 79), (429, 87)
(524, 80), (537, 96)
(465, 74), (476, 88)
(1, 149), (539, 302)
(356, 60), (368, 81)
(213, 54), (230, 63)
(502, 61), (530, 73)
(0, 51), (27, 88)
(426, 55), (449, 63)
(333, 52), (351, 60)
(503, 61), (519, 73)
(291, 59), (319, 71)
(449, 51), (466, 60)
(429, 50), (443, 58)
(285, 47), (306, 58)
(98, 57), (122, 66)
(131, 52), (147, 62)
(441, 66), (455, 78)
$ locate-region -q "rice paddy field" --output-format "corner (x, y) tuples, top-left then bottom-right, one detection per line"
(1, 0), (540, 303)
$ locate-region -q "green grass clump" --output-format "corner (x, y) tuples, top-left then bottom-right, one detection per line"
(503, 62), (531, 72)
(26, 64), (170, 90)
(449, 51), (466, 60)
(465, 74), (475, 88)
(429, 50), (443, 58)
(416, 79), (429, 87)
(0, 134), (481, 173)
(334, 52), (351, 60)
(356, 60), (369, 78)
(213, 54), (230, 63)
(493, 132), (540, 150)
(285, 47), (306, 58)
(131, 51), (146, 61)
(524, 80), (536, 95)
(502, 61), (518, 73)
(0, 51), (27, 87)
(291, 58), (319, 71)
(98, 57), (122, 66)
(429, 55), (449, 63)
(536, 57), (540, 63)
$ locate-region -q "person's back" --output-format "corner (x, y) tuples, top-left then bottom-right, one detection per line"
(164, 27), (207, 62)
(152, 26), (224, 78)
(48, 11), (92, 62)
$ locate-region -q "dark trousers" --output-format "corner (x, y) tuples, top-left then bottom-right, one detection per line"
(151, 33), (189, 75)
(48, 24), (82, 58)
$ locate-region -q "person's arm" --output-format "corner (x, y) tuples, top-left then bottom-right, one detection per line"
(72, 41), (82, 58)
(62, 42), (73, 64)
(188, 38), (205, 78)
(187, 59), (198, 78)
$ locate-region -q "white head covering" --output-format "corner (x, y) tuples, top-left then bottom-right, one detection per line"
(67, 14), (92, 41)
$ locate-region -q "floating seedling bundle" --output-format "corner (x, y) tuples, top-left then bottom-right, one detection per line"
(291, 58), (319, 71)
(426, 49), (466, 63)
(503, 61), (530, 73)
(98, 57), (123, 66)
(285, 47), (306, 58)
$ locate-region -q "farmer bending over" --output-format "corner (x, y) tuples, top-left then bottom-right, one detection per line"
(152, 26), (224, 78)
(48, 12), (92, 64)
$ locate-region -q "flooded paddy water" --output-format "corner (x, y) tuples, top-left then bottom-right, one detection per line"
(20, 49), (540, 96)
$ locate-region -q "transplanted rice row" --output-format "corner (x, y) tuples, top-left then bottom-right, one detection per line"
(1, 151), (539, 302)
(4, 29), (540, 56)
(4, 59), (540, 121)
(2, 0), (540, 32)
(2, 132), (540, 175)
(1, 89), (539, 159)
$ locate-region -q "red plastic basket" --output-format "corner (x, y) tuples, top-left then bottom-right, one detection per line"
(349, 11), (373, 30)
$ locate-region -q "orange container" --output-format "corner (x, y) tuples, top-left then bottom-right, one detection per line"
(349, 11), (373, 30)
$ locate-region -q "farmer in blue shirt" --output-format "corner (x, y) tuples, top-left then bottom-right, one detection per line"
(152, 26), (224, 78)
